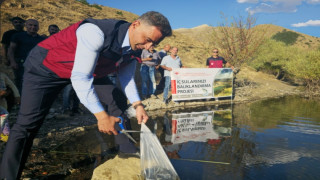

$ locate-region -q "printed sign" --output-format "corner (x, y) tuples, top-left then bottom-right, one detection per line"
(170, 68), (233, 101)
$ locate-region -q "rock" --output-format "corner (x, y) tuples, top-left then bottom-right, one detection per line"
(47, 132), (52, 137)
(18, 3), (25, 8)
(91, 155), (141, 180)
(33, 138), (40, 146)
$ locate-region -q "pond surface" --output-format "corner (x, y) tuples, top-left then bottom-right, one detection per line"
(155, 96), (320, 180)
(51, 96), (320, 179)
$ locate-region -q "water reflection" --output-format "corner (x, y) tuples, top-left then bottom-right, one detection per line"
(150, 96), (320, 180)
(47, 96), (320, 180)
(150, 105), (243, 180)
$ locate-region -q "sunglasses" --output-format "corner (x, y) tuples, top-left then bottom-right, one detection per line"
(213, 51), (219, 53)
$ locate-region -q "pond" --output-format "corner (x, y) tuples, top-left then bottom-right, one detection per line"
(156, 96), (320, 180)
(46, 96), (320, 179)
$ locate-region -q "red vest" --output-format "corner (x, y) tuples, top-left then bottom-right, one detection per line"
(208, 60), (223, 68)
(38, 19), (132, 78)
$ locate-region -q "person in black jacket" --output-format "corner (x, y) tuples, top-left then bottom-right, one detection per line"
(0, 11), (172, 179)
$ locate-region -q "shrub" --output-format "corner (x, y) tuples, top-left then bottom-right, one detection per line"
(285, 50), (320, 90)
(116, 11), (123, 16)
(272, 29), (300, 45)
(91, 4), (102, 10)
(249, 39), (299, 79)
(251, 39), (320, 91)
(77, 0), (89, 6)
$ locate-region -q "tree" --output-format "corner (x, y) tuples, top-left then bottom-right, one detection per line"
(211, 13), (267, 69)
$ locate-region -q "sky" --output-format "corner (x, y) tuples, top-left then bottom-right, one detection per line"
(87, 0), (320, 37)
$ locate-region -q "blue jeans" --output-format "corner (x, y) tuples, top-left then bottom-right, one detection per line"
(163, 76), (171, 101)
(140, 65), (156, 96)
(62, 84), (80, 111)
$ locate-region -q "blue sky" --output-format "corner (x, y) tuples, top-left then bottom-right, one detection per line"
(88, 0), (320, 37)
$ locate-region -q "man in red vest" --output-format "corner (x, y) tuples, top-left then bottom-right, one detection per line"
(0, 11), (172, 179)
(206, 48), (233, 69)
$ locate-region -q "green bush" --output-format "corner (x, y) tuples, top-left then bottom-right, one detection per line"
(250, 39), (320, 91)
(77, 0), (89, 6)
(116, 11), (123, 16)
(285, 51), (320, 83)
(272, 30), (300, 45)
(249, 39), (299, 79)
(91, 4), (102, 10)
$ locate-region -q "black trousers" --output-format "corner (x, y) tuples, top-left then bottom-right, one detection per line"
(157, 67), (165, 90)
(0, 50), (135, 179)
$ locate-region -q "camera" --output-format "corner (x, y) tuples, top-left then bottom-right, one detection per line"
(149, 55), (153, 58)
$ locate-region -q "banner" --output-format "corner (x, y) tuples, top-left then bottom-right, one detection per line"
(170, 68), (233, 101)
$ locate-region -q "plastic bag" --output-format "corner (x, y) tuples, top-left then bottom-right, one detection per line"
(140, 123), (179, 180)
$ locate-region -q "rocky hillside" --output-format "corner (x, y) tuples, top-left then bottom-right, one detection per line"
(160, 23), (320, 68)
(0, 0), (138, 36)
(1, 0), (319, 69)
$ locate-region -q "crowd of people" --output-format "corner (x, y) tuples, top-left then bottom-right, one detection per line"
(0, 12), (233, 179)
(138, 45), (234, 105)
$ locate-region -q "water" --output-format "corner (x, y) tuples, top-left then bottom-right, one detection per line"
(48, 96), (320, 179)
(149, 96), (320, 180)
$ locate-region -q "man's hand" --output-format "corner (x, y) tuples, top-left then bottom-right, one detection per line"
(94, 111), (121, 135)
(133, 102), (148, 124)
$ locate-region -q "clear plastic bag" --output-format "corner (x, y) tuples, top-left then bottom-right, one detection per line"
(140, 123), (179, 180)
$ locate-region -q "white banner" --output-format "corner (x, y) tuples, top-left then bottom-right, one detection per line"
(171, 111), (219, 144)
(170, 68), (233, 101)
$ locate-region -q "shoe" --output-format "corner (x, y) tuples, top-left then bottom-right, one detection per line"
(150, 94), (158, 99)
(70, 109), (80, 116)
(118, 151), (140, 159)
(141, 95), (147, 100)
(163, 99), (168, 105)
(62, 108), (71, 114)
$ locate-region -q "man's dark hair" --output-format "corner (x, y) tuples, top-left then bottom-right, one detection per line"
(10, 17), (25, 23)
(138, 11), (172, 41)
(48, 24), (59, 30)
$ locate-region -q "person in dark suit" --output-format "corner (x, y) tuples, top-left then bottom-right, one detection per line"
(0, 11), (172, 179)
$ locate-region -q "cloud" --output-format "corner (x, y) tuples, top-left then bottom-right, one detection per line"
(306, 0), (320, 4)
(237, 0), (258, 3)
(241, 0), (320, 14)
(291, 20), (320, 27)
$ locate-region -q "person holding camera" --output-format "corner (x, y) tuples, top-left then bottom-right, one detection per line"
(140, 46), (160, 100)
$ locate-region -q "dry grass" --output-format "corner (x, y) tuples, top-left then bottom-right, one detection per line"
(0, 0), (138, 36)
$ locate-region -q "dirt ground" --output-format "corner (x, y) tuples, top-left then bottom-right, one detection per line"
(0, 65), (304, 179)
